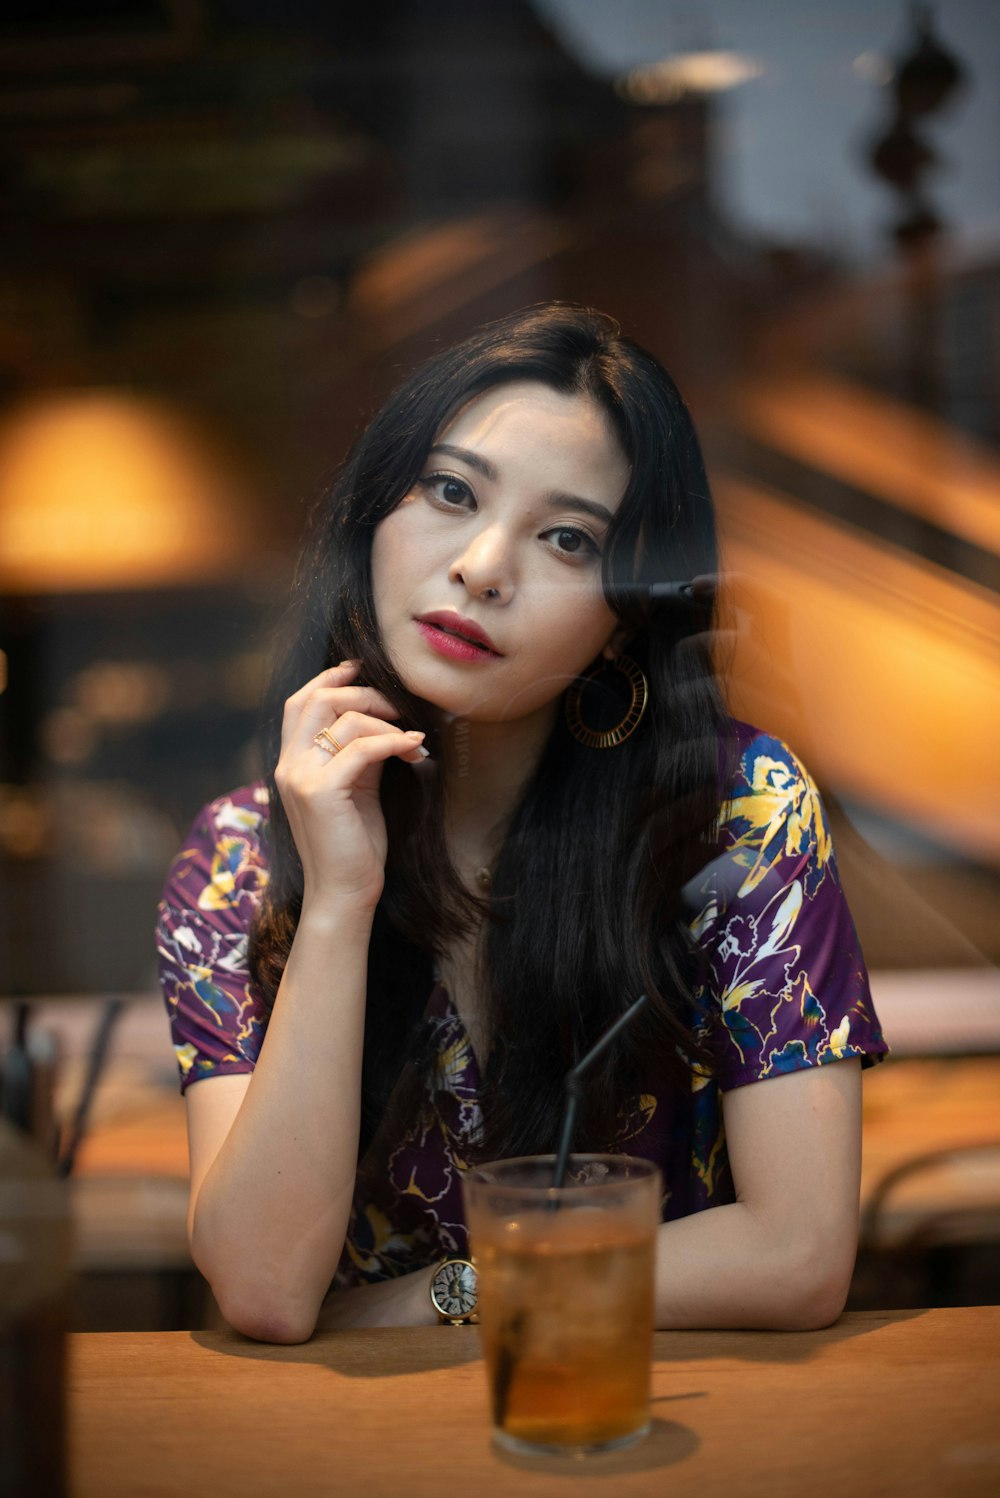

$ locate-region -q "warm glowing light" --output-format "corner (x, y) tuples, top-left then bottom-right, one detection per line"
(736, 373), (1000, 559)
(40, 706), (98, 766)
(72, 661), (171, 724)
(617, 52), (763, 104)
(0, 788), (50, 858)
(0, 392), (255, 593)
(716, 477), (1000, 864)
(350, 208), (569, 342)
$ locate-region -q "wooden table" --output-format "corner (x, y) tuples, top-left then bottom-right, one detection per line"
(859, 1057), (1000, 1245)
(70, 1307), (1000, 1497)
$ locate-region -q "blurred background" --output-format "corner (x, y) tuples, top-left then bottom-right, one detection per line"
(0, 0), (997, 1330)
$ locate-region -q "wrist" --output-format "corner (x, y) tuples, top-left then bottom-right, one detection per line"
(418, 1265), (440, 1326)
(315, 1268), (439, 1330)
(298, 893), (377, 935)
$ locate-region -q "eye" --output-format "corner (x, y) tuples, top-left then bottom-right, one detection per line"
(418, 472), (475, 509)
(542, 525), (601, 561)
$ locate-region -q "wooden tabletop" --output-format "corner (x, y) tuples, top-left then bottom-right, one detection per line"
(70, 1307), (1000, 1497)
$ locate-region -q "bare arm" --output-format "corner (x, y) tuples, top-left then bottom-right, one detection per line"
(652, 1059), (863, 1330)
(184, 660), (428, 1344)
(300, 1061), (863, 1335)
(186, 899), (375, 1343)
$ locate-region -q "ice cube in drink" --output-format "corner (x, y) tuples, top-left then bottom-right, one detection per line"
(464, 1156), (659, 1457)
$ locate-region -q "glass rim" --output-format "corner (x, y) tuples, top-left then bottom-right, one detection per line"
(463, 1151), (659, 1199)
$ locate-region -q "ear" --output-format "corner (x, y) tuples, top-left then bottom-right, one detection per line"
(601, 624), (632, 661)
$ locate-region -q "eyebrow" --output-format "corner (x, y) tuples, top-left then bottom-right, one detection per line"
(427, 443), (617, 527)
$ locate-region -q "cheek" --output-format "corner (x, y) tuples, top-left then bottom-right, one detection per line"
(371, 512), (410, 611)
(508, 615), (615, 705)
(539, 596), (617, 665)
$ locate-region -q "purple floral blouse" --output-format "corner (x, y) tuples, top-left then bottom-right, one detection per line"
(155, 723), (887, 1288)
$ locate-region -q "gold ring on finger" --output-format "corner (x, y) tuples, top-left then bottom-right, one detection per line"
(313, 727), (345, 756)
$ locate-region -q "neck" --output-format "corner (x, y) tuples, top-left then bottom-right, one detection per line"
(439, 702), (557, 863)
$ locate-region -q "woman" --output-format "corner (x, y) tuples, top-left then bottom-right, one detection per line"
(156, 304), (887, 1343)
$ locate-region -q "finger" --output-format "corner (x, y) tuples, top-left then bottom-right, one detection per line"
(311, 684), (402, 720)
(316, 727), (429, 773)
(289, 694), (404, 759)
(283, 676), (402, 750)
(292, 660), (360, 700)
(283, 660), (359, 724)
(308, 711), (427, 764)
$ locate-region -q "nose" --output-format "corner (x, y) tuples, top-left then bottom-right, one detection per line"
(448, 523), (514, 604)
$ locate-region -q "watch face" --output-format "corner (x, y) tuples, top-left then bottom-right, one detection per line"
(432, 1260), (478, 1318)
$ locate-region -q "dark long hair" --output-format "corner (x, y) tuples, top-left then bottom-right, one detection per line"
(248, 304), (735, 1164)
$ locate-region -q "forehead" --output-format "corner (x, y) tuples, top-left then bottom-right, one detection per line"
(437, 380), (629, 494)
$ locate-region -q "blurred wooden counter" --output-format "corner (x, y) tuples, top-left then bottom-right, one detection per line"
(68, 1307), (1000, 1497)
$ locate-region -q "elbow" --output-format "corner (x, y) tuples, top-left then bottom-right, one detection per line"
(214, 1286), (318, 1345)
(226, 1309), (317, 1345)
(778, 1241), (855, 1331)
(781, 1283), (848, 1332)
(191, 1234), (319, 1345)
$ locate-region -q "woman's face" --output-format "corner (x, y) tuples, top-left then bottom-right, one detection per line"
(371, 379), (631, 727)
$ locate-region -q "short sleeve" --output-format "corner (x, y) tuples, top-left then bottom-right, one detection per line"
(689, 729), (889, 1091)
(155, 783), (272, 1095)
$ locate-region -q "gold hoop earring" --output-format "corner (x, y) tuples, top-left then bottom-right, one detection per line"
(564, 654), (649, 749)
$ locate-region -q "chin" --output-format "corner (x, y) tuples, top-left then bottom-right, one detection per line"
(391, 659), (470, 718)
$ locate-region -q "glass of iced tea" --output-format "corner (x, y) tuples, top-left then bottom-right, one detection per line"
(462, 1153), (660, 1458)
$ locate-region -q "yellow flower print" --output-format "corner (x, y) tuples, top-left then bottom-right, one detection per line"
(725, 751), (831, 896)
(435, 1035), (473, 1090)
(830, 1016), (851, 1058)
(345, 1203), (413, 1277)
(688, 889), (718, 944)
(719, 977), (766, 1013)
(694, 1119), (727, 1194)
(213, 798), (263, 835)
(174, 1042), (197, 1076)
(614, 1094), (657, 1144)
(197, 836), (251, 911)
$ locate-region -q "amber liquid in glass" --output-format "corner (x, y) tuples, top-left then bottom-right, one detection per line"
(475, 1213), (655, 1453)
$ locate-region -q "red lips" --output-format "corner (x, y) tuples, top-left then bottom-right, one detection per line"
(415, 610), (502, 655)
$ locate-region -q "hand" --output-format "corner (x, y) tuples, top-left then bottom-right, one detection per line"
(273, 660), (428, 913)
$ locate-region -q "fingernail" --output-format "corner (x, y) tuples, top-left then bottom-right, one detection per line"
(414, 746), (431, 759)
(405, 730), (425, 740)
(338, 659), (358, 669)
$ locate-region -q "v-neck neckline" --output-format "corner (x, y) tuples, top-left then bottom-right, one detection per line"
(429, 975), (486, 1088)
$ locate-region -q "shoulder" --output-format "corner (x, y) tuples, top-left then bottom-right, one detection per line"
(186, 781), (271, 845)
(719, 722), (833, 898)
(159, 781), (272, 926)
(726, 721), (816, 803)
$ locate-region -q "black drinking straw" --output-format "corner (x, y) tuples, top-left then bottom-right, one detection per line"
(550, 993), (649, 1192)
(492, 992), (652, 1432)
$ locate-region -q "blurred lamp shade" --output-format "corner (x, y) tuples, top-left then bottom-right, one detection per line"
(0, 392), (253, 594)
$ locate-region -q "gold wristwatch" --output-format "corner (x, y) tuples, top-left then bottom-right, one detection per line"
(429, 1257), (478, 1325)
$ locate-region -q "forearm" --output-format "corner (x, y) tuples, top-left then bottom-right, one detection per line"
(314, 1200), (847, 1336)
(190, 900), (373, 1341)
(653, 1200), (851, 1332)
(314, 1267), (439, 1331)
